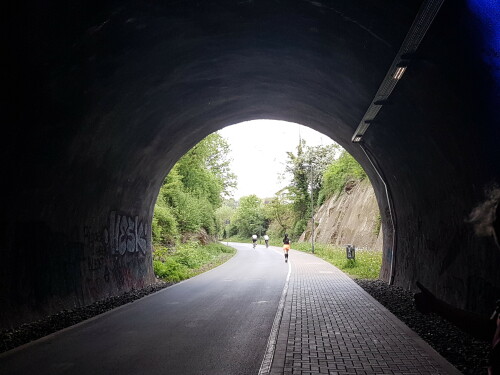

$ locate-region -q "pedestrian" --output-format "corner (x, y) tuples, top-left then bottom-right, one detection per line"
(263, 234), (269, 248)
(283, 233), (290, 262)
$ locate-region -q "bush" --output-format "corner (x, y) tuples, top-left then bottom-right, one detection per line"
(153, 241), (236, 282)
(173, 191), (203, 233)
(175, 242), (204, 268)
(152, 202), (178, 245)
(320, 151), (367, 200)
(153, 258), (190, 282)
(197, 197), (216, 235)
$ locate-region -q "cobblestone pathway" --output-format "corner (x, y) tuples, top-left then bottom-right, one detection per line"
(269, 250), (461, 375)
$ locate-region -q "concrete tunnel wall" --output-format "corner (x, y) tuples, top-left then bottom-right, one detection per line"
(2, 0), (499, 329)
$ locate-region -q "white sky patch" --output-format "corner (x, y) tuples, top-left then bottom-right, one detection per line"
(218, 119), (336, 200)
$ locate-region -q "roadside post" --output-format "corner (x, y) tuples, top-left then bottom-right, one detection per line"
(346, 244), (356, 260)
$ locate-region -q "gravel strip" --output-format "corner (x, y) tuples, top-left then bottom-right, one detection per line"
(0, 281), (172, 354)
(355, 279), (491, 375)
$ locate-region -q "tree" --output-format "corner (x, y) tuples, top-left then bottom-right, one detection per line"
(204, 135), (237, 199)
(264, 188), (295, 238)
(152, 132), (237, 246)
(232, 195), (267, 238)
(285, 139), (309, 230)
(179, 133), (237, 202)
(215, 204), (237, 239)
(302, 143), (340, 196)
(152, 194), (178, 246)
(283, 140), (338, 237)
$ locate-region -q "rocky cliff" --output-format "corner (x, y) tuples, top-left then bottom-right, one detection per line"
(299, 179), (382, 251)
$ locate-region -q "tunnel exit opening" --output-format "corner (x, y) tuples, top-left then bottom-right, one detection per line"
(151, 119), (385, 285)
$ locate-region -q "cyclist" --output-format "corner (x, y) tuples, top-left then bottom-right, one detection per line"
(283, 233), (290, 262)
(251, 234), (258, 248)
(263, 234), (269, 248)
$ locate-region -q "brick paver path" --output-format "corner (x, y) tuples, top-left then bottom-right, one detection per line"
(268, 249), (461, 375)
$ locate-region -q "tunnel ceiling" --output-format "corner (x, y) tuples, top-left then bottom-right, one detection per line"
(7, 0), (423, 191)
(2, 0), (500, 328)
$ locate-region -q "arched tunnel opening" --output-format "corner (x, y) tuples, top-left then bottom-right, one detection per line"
(2, 0), (499, 334)
(151, 119), (383, 279)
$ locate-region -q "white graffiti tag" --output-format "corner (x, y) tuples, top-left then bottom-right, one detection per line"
(104, 211), (148, 255)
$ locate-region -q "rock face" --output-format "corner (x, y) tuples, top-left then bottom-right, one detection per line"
(299, 179), (382, 251)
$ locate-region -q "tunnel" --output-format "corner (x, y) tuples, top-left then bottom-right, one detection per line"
(2, 0), (499, 330)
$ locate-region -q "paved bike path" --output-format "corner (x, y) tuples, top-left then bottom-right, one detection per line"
(0, 243), (288, 375)
(267, 248), (461, 375)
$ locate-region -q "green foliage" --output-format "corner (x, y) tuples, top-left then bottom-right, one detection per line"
(152, 132), (236, 248)
(292, 242), (382, 279)
(227, 223), (239, 237)
(292, 218), (308, 238)
(285, 140), (310, 223)
(215, 204), (237, 238)
(174, 241), (207, 268)
(231, 195), (268, 238)
(177, 133), (236, 204)
(153, 258), (189, 283)
(153, 242), (236, 282)
(251, 142), (372, 251)
(264, 191), (295, 238)
(152, 196), (178, 245)
(320, 150), (367, 200)
(283, 140), (339, 231)
(173, 191), (205, 233)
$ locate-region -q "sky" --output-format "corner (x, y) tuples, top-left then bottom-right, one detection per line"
(218, 120), (336, 200)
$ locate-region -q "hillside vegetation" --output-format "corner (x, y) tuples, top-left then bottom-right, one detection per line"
(223, 142), (381, 278)
(154, 133), (381, 281)
(152, 133), (237, 280)
(224, 142), (373, 242)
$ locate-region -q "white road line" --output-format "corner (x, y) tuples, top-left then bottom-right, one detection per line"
(258, 251), (291, 375)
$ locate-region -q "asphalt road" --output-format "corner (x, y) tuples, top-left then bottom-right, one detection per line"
(0, 243), (289, 375)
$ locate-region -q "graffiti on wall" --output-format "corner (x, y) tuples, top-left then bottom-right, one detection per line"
(84, 226), (106, 272)
(80, 211), (153, 302)
(103, 211), (148, 256)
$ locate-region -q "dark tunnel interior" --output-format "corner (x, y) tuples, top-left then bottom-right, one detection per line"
(2, 0), (499, 329)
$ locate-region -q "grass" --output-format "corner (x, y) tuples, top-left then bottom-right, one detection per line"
(292, 242), (382, 279)
(152, 241), (236, 283)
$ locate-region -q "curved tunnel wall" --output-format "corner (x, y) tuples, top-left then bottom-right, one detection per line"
(2, 0), (499, 328)
(363, 0), (500, 313)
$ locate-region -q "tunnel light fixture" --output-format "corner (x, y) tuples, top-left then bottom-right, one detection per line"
(393, 66), (406, 80)
(351, 0), (444, 144)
